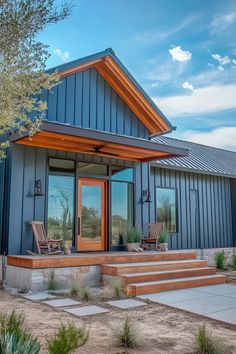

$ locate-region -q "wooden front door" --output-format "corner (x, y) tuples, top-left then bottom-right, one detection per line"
(77, 179), (107, 251)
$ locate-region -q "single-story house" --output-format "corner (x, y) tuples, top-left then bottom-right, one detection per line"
(0, 48), (235, 261)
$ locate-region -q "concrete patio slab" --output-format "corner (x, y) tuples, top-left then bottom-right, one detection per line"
(140, 284), (236, 325)
(208, 307), (236, 325)
(107, 299), (147, 309)
(23, 292), (57, 301)
(173, 295), (236, 315)
(64, 305), (109, 317)
(43, 298), (81, 307)
(191, 284), (236, 296)
(138, 289), (214, 305)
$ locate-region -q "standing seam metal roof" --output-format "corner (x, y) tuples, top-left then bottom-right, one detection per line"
(151, 136), (236, 178)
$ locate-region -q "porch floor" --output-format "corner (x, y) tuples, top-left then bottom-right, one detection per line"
(7, 250), (197, 269)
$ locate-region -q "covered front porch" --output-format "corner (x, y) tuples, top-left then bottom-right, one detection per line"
(8, 120), (188, 255)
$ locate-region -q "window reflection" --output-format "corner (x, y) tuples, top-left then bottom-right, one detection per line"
(156, 188), (177, 233)
(48, 175), (74, 245)
(111, 182), (133, 245)
(111, 166), (133, 182)
(81, 185), (102, 239)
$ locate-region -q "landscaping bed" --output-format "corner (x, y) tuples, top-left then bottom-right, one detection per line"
(0, 289), (236, 354)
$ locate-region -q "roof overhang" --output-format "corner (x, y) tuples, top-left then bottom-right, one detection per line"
(10, 121), (188, 163)
(47, 49), (173, 135)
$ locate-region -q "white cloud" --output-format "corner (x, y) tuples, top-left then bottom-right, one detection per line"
(217, 66), (224, 71)
(54, 48), (70, 61)
(151, 82), (159, 88)
(232, 59), (236, 65)
(153, 84), (236, 116)
(182, 127), (236, 151)
(208, 63), (214, 68)
(211, 12), (236, 32)
(211, 54), (231, 65)
(169, 46), (192, 62)
(182, 81), (194, 91)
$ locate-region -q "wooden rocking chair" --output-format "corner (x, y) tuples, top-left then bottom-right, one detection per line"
(29, 221), (62, 255)
(141, 223), (163, 250)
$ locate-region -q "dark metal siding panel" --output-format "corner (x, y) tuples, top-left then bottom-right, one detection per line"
(150, 167), (233, 249)
(44, 68), (149, 138)
(8, 145), (25, 254)
(0, 156), (5, 253)
(230, 179), (236, 247)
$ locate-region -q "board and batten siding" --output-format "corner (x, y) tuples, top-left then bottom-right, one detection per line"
(7, 145), (234, 254)
(7, 144), (134, 255)
(40, 67), (149, 139)
(135, 165), (233, 250)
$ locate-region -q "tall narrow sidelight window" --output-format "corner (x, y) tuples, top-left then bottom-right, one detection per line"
(111, 167), (134, 246)
(48, 159), (75, 246)
(156, 187), (177, 233)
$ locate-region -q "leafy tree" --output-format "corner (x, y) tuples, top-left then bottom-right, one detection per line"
(0, 0), (73, 159)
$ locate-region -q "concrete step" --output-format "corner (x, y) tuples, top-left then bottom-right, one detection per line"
(102, 259), (208, 275)
(121, 267), (216, 285)
(126, 274), (226, 296)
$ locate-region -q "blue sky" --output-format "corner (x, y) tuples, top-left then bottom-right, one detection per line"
(40, 0), (236, 150)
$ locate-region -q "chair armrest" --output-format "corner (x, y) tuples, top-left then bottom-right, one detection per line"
(48, 239), (62, 243)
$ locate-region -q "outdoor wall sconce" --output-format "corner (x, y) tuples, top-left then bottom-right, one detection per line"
(34, 179), (44, 196)
(142, 189), (152, 203)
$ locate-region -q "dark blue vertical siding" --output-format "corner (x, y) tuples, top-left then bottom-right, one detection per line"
(45, 68), (149, 139)
(148, 166), (233, 250)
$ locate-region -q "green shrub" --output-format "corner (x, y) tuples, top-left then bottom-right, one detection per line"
(232, 255), (236, 268)
(125, 228), (140, 243)
(70, 285), (80, 298)
(80, 287), (92, 301)
(159, 229), (168, 243)
(47, 322), (89, 354)
(196, 324), (220, 354)
(47, 269), (58, 290)
(111, 278), (125, 300)
(0, 311), (40, 354)
(70, 284), (92, 301)
(215, 251), (226, 270)
(116, 317), (137, 348)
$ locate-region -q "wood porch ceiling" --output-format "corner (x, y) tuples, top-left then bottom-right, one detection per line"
(10, 121), (188, 162)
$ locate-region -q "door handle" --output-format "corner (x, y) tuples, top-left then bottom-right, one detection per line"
(78, 217), (80, 235)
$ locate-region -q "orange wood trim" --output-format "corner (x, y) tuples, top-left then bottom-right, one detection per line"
(52, 55), (171, 135)
(15, 131), (171, 162)
(7, 251), (197, 269)
(59, 59), (103, 78)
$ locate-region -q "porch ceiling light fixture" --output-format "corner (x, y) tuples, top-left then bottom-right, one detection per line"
(34, 179), (44, 196)
(143, 189), (152, 203)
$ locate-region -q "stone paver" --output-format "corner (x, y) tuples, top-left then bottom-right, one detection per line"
(23, 292), (57, 301)
(64, 305), (109, 317)
(107, 299), (147, 309)
(139, 284), (236, 325)
(43, 298), (81, 307)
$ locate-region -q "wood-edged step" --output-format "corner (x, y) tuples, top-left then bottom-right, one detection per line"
(121, 267), (216, 285)
(126, 274), (226, 296)
(102, 259), (208, 276)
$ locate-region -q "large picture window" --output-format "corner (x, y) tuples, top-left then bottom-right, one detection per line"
(156, 187), (177, 233)
(48, 159), (75, 246)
